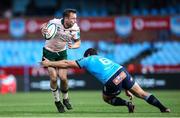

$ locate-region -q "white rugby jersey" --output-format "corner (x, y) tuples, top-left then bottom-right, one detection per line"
(44, 18), (80, 52)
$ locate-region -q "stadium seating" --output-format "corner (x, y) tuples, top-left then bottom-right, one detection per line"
(141, 42), (180, 65)
(113, 42), (150, 64)
(0, 40), (44, 66)
(0, 40), (180, 67)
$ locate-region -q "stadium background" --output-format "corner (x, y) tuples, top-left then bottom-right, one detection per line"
(0, 0), (180, 93)
(0, 0), (180, 117)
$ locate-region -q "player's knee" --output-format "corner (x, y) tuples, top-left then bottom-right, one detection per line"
(59, 75), (67, 81)
(103, 95), (111, 104)
(141, 91), (150, 99)
(103, 97), (108, 103)
(49, 72), (57, 79)
(49, 73), (57, 82)
(137, 91), (149, 99)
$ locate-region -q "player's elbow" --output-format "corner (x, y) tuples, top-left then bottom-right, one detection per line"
(77, 40), (81, 45)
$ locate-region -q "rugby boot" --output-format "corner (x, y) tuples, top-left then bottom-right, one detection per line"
(63, 99), (73, 110)
(127, 102), (135, 113)
(55, 101), (65, 113)
(160, 108), (171, 113)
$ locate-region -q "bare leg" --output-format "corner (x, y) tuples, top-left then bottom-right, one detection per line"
(48, 67), (65, 113)
(58, 68), (69, 99)
(129, 82), (170, 112)
(58, 68), (72, 110)
(48, 67), (58, 90)
(129, 82), (150, 99)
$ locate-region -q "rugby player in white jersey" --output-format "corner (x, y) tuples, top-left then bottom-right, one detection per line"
(41, 9), (80, 113)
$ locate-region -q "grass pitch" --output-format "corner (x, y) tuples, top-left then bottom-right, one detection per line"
(0, 90), (180, 117)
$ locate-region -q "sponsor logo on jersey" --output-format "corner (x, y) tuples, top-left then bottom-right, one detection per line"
(113, 71), (127, 85)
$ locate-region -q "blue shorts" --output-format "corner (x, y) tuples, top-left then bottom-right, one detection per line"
(103, 67), (135, 96)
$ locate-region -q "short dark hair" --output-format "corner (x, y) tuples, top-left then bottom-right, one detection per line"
(62, 9), (77, 18)
(84, 48), (98, 57)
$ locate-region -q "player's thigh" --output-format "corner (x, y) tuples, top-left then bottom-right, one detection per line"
(48, 67), (58, 80)
(102, 81), (122, 98)
(58, 68), (67, 80)
(121, 68), (135, 90)
(56, 50), (68, 80)
(129, 82), (149, 99)
(102, 93), (114, 102)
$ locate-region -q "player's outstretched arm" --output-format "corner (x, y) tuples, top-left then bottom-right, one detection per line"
(41, 57), (79, 69)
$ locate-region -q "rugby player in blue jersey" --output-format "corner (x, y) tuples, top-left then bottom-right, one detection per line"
(41, 48), (170, 113)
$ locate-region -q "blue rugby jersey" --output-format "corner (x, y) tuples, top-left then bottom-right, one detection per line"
(76, 55), (122, 84)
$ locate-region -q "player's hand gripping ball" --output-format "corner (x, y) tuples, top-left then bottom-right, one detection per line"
(42, 23), (57, 40)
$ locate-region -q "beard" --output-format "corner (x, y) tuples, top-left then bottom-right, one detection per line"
(66, 22), (74, 28)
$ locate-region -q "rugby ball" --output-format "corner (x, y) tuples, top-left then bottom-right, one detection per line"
(43, 23), (57, 40)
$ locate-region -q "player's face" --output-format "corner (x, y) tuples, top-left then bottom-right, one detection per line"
(65, 13), (77, 28)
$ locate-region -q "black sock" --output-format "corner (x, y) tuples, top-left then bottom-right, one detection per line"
(52, 86), (58, 92)
(61, 89), (68, 93)
(108, 97), (128, 106)
(146, 95), (166, 110)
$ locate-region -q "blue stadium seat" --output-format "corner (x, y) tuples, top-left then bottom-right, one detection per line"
(168, 6), (176, 15)
(142, 9), (149, 16)
(0, 40), (179, 67)
(160, 8), (167, 16)
(141, 41), (180, 66)
(150, 8), (158, 16)
(13, 0), (29, 14)
(131, 9), (141, 16)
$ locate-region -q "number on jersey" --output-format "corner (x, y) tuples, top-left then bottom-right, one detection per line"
(99, 58), (111, 65)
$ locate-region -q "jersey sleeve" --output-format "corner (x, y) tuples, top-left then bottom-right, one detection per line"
(49, 18), (59, 24)
(75, 58), (87, 68)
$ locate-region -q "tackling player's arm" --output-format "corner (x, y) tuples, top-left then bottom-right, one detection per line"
(41, 58), (79, 69)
